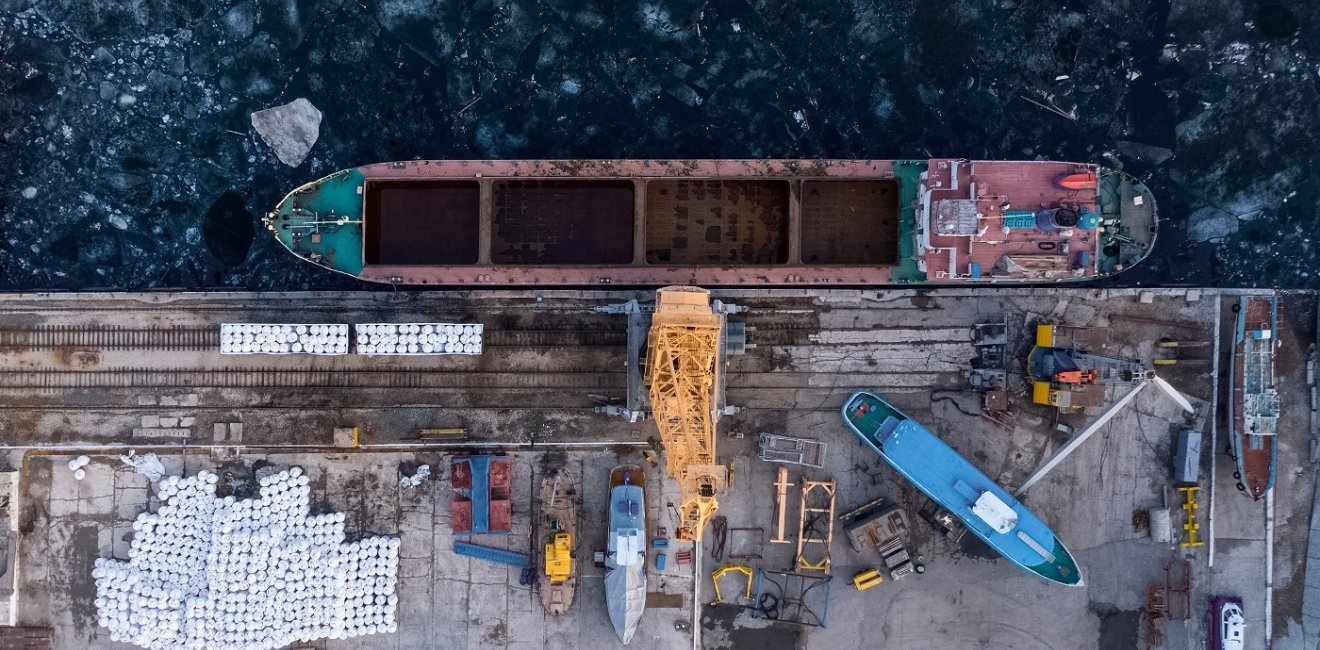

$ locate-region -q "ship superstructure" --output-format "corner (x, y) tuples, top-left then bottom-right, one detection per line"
(266, 159), (1156, 286)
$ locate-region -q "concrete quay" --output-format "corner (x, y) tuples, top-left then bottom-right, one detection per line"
(0, 287), (1312, 649)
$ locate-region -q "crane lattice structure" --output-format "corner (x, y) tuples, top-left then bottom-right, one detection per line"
(645, 286), (728, 542)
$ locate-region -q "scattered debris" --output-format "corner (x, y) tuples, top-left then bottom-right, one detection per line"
(399, 464), (431, 488)
(119, 450), (166, 483)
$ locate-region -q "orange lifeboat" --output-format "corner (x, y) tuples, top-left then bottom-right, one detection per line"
(1053, 172), (1097, 190)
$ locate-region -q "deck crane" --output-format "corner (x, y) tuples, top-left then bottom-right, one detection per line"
(645, 286), (729, 542)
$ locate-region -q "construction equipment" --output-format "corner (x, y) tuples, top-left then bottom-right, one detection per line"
(545, 533), (573, 580)
(757, 433), (827, 468)
(917, 500), (967, 543)
(771, 467), (792, 544)
(451, 455), (512, 535)
(795, 479), (836, 573)
(1178, 486), (1204, 548)
(1153, 338), (1212, 366)
(1016, 324), (1195, 495)
(969, 320), (1008, 391)
(709, 564), (753, 605)
(1028, 323), (1153, 410)
(852, 569), (884, 591)
(840, 498), (920, 580)
(419, 427), (466, 437)
(454, 542), (530, 567)
(752, 570), (833, 628)
(644, 286), (729, 541)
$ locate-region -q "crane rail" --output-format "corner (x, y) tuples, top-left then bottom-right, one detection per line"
(0, 325), (874, 350)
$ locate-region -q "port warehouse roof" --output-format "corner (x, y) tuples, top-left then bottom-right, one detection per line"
(865, 412), (1081, 585)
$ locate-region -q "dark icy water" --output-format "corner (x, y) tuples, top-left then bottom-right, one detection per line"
(0, 0), (1316, 290)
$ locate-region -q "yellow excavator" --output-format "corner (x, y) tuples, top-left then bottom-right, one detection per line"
(644, 286), (728, 542)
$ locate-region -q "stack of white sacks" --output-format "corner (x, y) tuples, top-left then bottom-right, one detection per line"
(355, 323), (483, 355)
(92, 467), (399, 650)
(219, 324), (350, 355)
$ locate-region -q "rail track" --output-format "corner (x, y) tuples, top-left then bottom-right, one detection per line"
(0, 326), (220, 351)
(0, 368), (628, 390)
(0, 367), (958, 391)
(0, 323), (846, 351)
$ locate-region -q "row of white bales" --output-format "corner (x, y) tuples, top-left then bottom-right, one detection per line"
(219, 322), (483, 355)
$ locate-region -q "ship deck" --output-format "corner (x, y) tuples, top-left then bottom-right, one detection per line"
(921, 160), (1099, 281)
(1231, 295), (1279, 498)
(268, 158), (1155, 287)
(4, 288), (1303, 650)
(866, 403), (1081, 585)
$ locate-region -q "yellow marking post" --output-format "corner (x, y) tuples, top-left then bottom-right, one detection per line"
(1178, 486), (1205, 547)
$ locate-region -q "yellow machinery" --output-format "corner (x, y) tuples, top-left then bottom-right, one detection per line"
(1178, 487), (1204, 548)
(852, 568), (884, 591)
(544, 532), (573, 582)
(1028, 323), (1148, 410)
(645, 286), (728, 542)
(710, 564), (753, 605)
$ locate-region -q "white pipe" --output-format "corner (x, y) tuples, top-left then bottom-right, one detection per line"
(1209, 291), (1222, 566)
(691, 543), (702, 650)
(0, 441), (651, 452)
(1265, 487), (1274, 647)
(1017, 381), (1150, 494)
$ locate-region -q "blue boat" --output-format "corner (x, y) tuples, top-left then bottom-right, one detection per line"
(604, 466), (646, 644)
(842, 390), (1083, 586)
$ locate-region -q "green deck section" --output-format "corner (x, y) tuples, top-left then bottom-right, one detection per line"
(1029, 538), (1082, 585)
(1095, 170), (1156, 276)
(843, 391), (904, 451)
(270, 169), (367, 277)
(889, 160), (928, 282)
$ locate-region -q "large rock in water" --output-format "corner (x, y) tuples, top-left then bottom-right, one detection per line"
(250, 98), (322, 167)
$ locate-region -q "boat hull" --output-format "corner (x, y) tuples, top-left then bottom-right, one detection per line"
(842, 390), (1083, 586)
(537, 469), (577, 616)
(1229, 295), (1279, 500)
(265, 159), (1157, 287)
(605, 466), (646, 644)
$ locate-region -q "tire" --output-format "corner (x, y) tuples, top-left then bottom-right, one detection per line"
(1236, 482), (1247, 491)
(1231, 303), (1241, 313)
(1233, 471), (1241, 480)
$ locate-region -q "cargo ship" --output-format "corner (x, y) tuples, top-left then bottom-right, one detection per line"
(1229, 295), (1280, 499)
(538, 469), (577, 616)
(604, 466), (646, 644)
(265, 159), (1157, 286)
(842, 390), (1083, 586)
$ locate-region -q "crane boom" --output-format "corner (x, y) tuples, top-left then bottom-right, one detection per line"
(645, 286), (727, 541)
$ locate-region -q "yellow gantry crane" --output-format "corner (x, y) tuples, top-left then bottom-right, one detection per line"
(645, 286), (728, 542)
